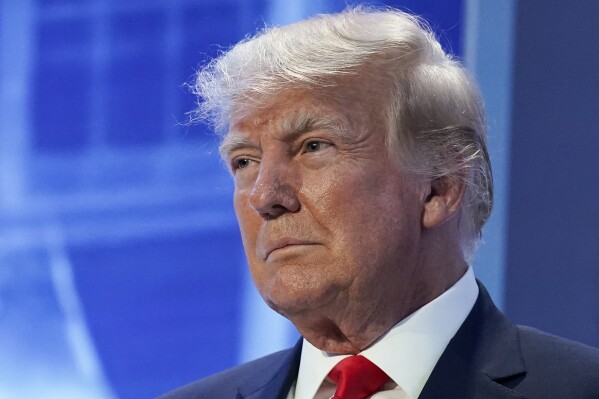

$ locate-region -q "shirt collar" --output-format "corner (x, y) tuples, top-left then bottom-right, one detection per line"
(294, 267), (479, 399)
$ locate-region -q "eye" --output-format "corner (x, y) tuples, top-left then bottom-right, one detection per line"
(232, 157), (254, 170)
(304, 140), (332, 153)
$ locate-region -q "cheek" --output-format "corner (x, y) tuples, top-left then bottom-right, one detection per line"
(309, 164), (395, 218)
(318, 168), (420, 256)
(233, 189), (272, 282)
(233, 190), (259, 250)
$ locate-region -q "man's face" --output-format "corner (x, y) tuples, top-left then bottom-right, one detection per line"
(223, 85), (427, 322)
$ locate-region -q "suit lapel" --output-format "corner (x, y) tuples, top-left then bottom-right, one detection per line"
(237, 340), (302, 399)
(420, 282), (527, 399)
(419, 344), (526, 399)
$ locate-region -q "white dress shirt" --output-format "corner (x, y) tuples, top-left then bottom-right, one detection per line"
(286, 267), (479, 399)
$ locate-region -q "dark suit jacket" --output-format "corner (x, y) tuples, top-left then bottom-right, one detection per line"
(159, 284), (599, 398)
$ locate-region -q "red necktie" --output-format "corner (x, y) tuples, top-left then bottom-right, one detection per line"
(328, 355), (390, 399)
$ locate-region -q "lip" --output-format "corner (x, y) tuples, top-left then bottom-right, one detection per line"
(260, 238), (318, 260)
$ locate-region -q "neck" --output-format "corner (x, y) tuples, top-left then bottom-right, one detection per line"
(290, 257), (468, 354)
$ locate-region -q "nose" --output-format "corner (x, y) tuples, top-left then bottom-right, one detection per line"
(249, 160), (300, 219)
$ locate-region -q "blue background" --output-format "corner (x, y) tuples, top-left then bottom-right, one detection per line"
(0, 1), (597, 398)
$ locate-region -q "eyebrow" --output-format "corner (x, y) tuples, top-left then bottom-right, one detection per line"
(219, 109), (350, 160)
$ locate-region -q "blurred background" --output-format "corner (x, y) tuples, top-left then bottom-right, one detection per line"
(0, 0), (597, 398)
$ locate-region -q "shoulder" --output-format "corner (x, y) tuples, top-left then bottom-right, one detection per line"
(157, 348), (295, 399)
(518, 325), (599, 362)
(516, 325), (599, 396)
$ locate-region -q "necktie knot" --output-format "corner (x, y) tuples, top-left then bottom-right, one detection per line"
(328, 355), (390, 399)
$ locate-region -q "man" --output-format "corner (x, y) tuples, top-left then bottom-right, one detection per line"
(161, 7), (599, 399)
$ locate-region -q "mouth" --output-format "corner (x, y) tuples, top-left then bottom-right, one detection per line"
(261, 238), (319, 261)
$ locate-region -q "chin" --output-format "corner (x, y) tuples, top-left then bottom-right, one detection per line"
(260, 268), (343, 318)
(264, 292), (320, 318)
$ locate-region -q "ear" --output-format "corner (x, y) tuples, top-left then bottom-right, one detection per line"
(422, 176), (466, 229)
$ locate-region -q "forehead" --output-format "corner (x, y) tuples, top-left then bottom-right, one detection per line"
(231, 88), (342, 128)
(221, 89), (353, 154)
